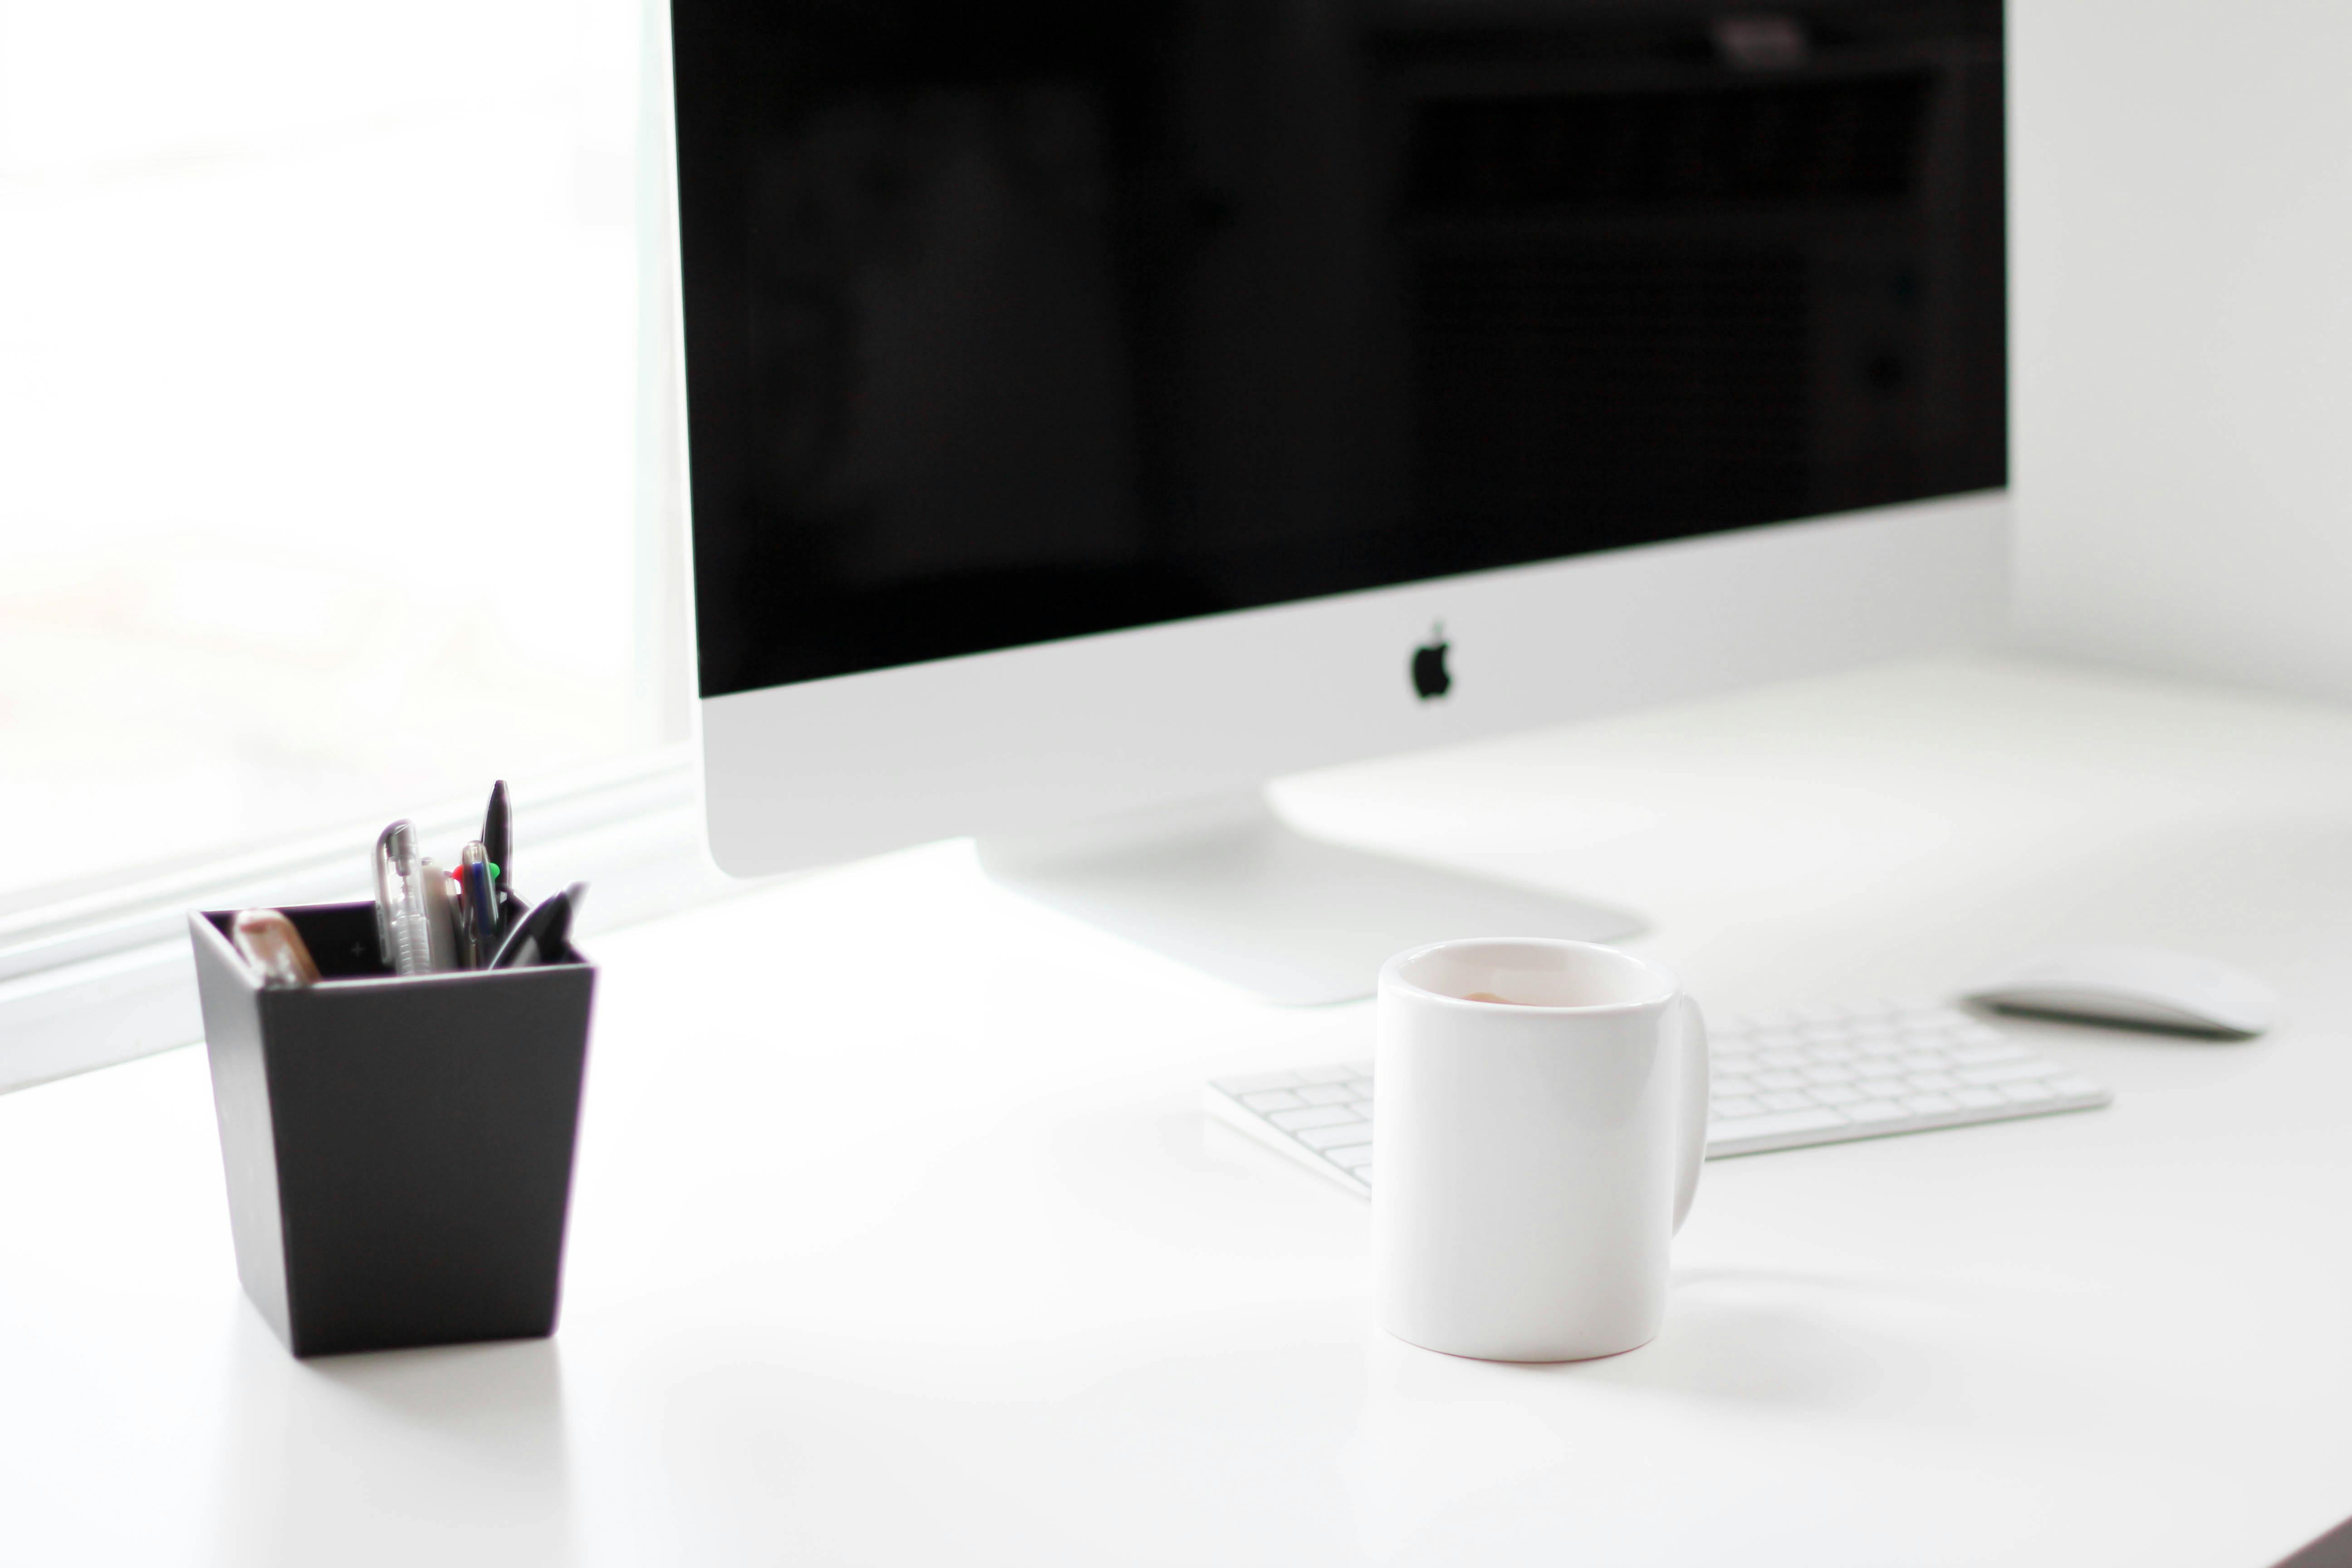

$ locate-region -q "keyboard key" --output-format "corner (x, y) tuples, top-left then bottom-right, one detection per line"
(1803, 1063), (1857, 1084)
(1758, 1049), (1808, 1068)
(1901, 1092), (1960, 1115)
(1293, 1065), (1357, 1084)
(1906, 1071), (1961, 1092)
(1809, 1083), (1863, 1105)
(1806, 1043), (1862, 1063)
(1952, 1087), (2005, 1108)
(1239, 1089), (1306, 1112)
(1754, 1070), (1806, 1090)
(2001, 1080), (2058, 1102)
(1295, 1083), (1355, 1106)
(1298, 1122), (1373, 1150)
(1712, 1095), (1765, 1118)
(1843, 1099), (1906, 1123)
(1710, 1107), (1846, 1142)
(1347, 1080), (1374, 1098)
(1328, 1144), (1375, 1169)
(1713, 1074), (1759, 1097)
(1958, 1059), (2060, 1085)
(1893, 1052), (1949, 1073)
(1948, 1041), (2033, 1066)
(1760, 1090), (1816, 1112)
(1714, 1054), (1759, 1078)
(1215, 1071), (1303, 1095)
(1269, 1105), (1362, 1131)
(2048, 1076), (2104, 1097)
(1857, 1076), (1909, 1098)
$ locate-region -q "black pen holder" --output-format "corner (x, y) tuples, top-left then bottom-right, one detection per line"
(188, 902), (594, 1358)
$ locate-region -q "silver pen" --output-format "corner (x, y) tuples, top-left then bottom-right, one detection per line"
(372, 820), (438, 977)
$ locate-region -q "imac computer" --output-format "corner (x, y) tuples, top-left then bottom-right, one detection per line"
(666, 0), (2007, 1003)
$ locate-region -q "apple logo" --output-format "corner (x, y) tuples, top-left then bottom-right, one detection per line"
(1411, 622), (1451, 700)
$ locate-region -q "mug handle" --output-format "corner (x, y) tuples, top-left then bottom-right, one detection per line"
(1672, 993), (1709, 1234)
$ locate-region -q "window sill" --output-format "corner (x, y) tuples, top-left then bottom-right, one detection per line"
(0, 750), (755, 1094)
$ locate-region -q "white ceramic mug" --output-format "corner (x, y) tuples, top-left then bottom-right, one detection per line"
(1371, 938), (1708, 1362)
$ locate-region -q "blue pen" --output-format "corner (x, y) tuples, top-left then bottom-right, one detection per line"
(456, 840), (497, 968)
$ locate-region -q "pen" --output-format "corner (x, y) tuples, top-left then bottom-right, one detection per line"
(489, 882), (586, 970)
(231, 909), (320, 988)
(483, 780), (514, 931)
(445, 862), (474, 969)
(371, 823), (398, 960)
(373, 820), (439, 976)
(456, 841), (497, 968)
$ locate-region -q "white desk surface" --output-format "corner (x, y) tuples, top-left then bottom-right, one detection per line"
(7, 654), (2352, 1566)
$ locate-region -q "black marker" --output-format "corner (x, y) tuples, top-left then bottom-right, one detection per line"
(482, 779), (514, 926)
(489, 882), (585, 970)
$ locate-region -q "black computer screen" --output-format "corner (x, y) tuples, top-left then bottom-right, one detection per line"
(675, 0), (2004, 699)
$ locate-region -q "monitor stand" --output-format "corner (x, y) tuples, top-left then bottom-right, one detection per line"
(975, 790), (1642, 1006)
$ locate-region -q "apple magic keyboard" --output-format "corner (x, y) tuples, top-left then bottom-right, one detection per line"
(1205, 1000), (2112, 1198)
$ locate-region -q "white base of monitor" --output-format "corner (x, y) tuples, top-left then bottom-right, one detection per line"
(975, 791), (1639, 1005)
(701, 493), (2008, 882)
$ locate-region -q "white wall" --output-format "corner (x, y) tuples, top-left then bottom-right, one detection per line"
(2011, 0), (2352, 698)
